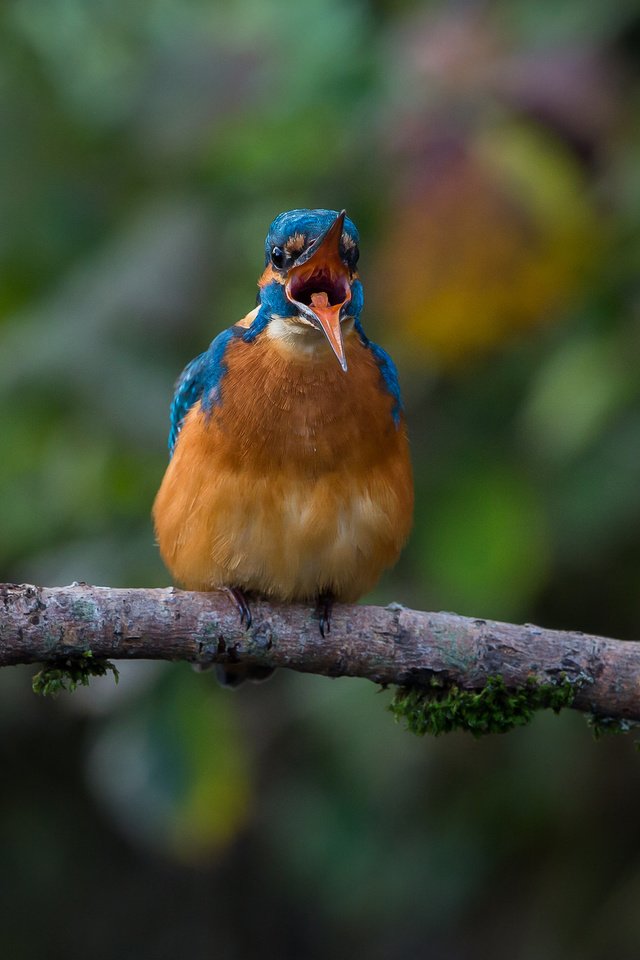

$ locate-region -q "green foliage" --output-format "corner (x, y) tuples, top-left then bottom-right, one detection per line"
(32, 651), (119, 697)
(390, 675), (578, 738)
(586, 714), (640, 741)
(419, 463), (549, 619)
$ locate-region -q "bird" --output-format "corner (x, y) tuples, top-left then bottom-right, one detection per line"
(153, 208), (413, 685)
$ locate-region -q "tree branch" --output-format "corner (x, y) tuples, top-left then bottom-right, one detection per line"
(1, 582), (639, 722)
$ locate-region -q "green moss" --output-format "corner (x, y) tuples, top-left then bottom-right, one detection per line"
(32, 651), (119, 697)
(587, 714), (640, 740)
(390, 674), (578, 738)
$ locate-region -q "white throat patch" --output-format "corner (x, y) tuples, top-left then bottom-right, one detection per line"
(267, 314), (355, 361)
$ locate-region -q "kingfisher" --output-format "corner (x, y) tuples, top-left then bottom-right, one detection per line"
(153, 209), (413, 685)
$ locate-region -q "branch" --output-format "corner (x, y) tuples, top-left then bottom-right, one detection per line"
(1, 582), (639, 726)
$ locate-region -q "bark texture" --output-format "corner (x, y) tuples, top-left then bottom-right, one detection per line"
(1, 582), (639, 720)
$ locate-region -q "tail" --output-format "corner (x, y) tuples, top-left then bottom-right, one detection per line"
(215, 664), (275, 688)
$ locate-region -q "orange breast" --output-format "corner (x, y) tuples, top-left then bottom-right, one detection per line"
(152, 329), (413, 601)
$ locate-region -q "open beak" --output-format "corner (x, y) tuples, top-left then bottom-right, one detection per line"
(285, 210), (351, 372)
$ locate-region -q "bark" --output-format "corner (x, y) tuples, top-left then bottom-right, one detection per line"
(1, 582), (639, 720)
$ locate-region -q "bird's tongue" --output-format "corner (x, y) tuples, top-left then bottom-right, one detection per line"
(310, 292), (330, 308)
(308, 292), (347, 372)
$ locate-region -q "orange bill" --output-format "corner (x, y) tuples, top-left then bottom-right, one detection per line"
(285, 210), (352, 371)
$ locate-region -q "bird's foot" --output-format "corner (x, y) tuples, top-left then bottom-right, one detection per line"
(223, 586), (253, 629)
(315, 592), (334, 638)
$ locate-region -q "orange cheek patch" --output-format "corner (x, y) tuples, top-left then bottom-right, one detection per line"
(258, 264), (285, 288)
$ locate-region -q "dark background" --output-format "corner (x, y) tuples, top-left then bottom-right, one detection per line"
(1, 1), (640, 957)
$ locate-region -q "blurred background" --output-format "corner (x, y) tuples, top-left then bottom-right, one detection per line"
(1, 1), (640, 957)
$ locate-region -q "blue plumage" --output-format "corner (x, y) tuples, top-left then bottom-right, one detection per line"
(168, 352), (208, 455)
(265, 209), (359, 264)
(354, 316), (403, 426)
(168, 327), (239, 455)
(242, 282), (288, 343)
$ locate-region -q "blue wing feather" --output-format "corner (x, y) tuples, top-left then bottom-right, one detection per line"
(168, 352), (208, 455)
(353, 317), (403, 426)
(167, 326), (238, 456)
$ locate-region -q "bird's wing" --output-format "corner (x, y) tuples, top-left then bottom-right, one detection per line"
(365, 340), (403, 425)
(167, 325), (241, 455)
(353, 319), (403, 426)
(168, 350), (210, 455)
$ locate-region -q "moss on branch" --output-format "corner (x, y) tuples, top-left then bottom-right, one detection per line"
(32, 651), (119, 697)
(390, 674), (580, 737)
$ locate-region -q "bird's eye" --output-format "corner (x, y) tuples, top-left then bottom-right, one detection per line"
(271, 246), (285, 268)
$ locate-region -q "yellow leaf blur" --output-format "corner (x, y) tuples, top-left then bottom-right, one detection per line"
(375, 123), (602, 365)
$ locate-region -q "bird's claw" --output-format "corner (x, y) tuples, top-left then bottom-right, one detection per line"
(223, 587), (252, 629)
(315, 593), (334, 638)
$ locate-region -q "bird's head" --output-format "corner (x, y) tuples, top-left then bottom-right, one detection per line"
(257, 208), (362, 371)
